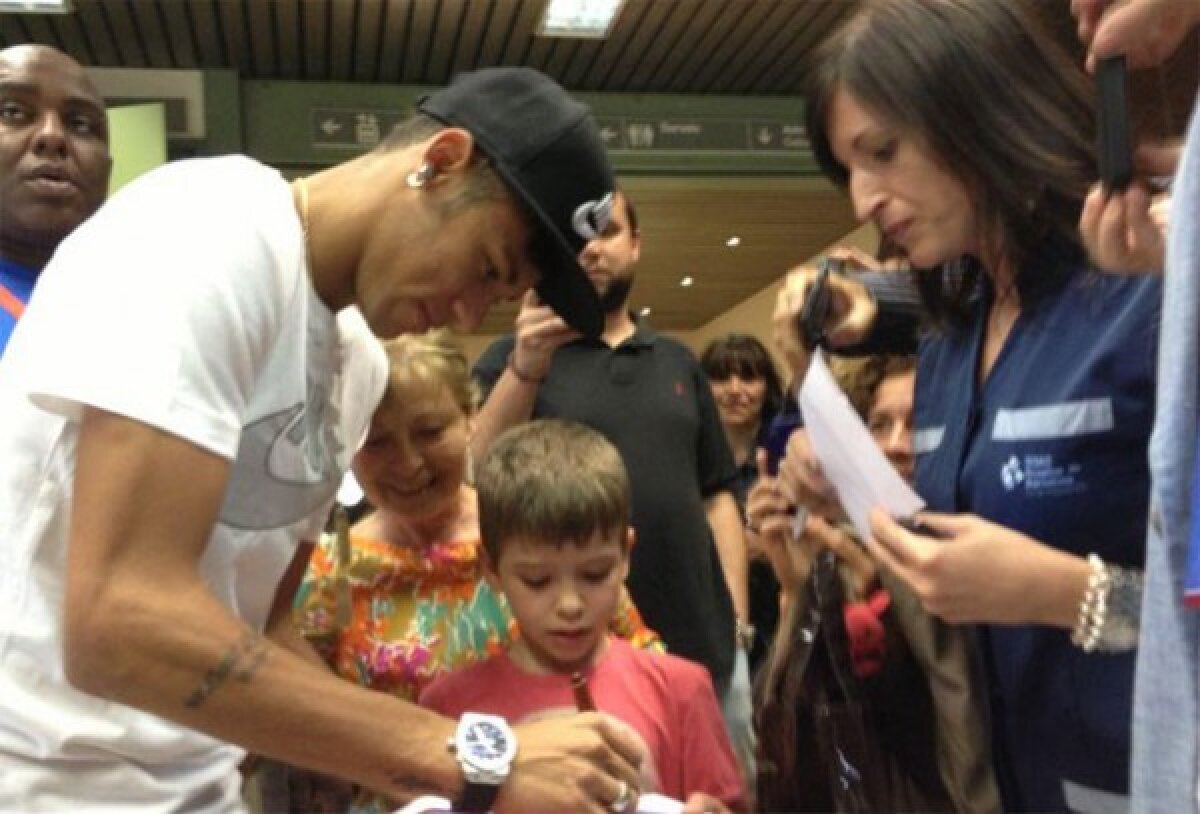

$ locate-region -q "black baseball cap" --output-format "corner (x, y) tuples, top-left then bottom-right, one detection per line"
(419, 67), (613, 338)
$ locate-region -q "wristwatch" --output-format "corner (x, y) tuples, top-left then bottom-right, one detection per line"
(449, 712), (518, 812)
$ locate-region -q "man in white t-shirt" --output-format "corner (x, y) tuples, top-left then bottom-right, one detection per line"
(0, 67), (647, 813)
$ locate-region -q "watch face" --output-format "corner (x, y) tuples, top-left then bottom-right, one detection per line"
(464, 720), (509, 761)
(457, 714), (516, 774)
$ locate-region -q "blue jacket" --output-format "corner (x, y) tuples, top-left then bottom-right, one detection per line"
(915, 265), (1159, 811)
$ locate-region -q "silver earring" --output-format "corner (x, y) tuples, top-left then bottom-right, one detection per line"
(406, 163), (435, 188)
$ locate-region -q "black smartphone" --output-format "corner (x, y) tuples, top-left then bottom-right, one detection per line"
(797, 258), (840, 351)
(1096, 55), (1133, 191)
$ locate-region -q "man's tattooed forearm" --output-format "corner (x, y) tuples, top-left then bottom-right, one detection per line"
(184, 628), (269, 708)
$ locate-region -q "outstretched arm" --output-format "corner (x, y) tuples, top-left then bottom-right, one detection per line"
(64, 407), (644, 812)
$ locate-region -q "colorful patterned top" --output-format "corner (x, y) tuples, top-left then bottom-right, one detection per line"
(296, 524), (514, 701)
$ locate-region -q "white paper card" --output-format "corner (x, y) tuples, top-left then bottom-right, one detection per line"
(798, 352), (924, 539)
(393, 792), (683, 814)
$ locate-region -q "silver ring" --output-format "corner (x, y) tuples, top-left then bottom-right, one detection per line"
(610, 779), (633, 813)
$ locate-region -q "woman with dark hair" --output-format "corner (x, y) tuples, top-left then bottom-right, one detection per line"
(701, 334), (786, 502)
(701, 334), (787, 674)
(772, 1), (1158, 809)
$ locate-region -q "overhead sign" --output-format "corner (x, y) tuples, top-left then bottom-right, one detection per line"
(311, 108), (406, 149)
(310, 108), (807, 153)
(594, 115), (807, 152)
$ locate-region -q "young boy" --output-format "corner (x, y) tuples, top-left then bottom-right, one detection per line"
(420, 419), (745, 813)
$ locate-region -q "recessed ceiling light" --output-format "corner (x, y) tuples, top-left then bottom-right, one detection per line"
(0, 0), (71, 10)
(538, 0), (625, 38)
(639, 306), (652, 316)
(726, 236), (741, 248)
(680, 276), (694, 287)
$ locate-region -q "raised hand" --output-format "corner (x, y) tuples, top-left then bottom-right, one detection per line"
(510, 291), (581, 382)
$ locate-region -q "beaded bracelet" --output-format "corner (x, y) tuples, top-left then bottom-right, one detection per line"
(1071, 553), (1143, 653)
(1071, 553), (1110, 653)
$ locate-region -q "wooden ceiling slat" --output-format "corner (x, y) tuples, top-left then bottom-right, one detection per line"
(272, 0), (300, 79)
(215, 0), (250, 72)
(400, 0), (436, 83)
(14, 15), (61, 52)
(606, 0), (676, 91)
(662, 0), (736, 92)
(758, 0), (847, 94)
(301, 0), (328, 80)
(474, 0), (518, 68)
(328, 0), (358, 81)
(157, 1), (199, 68)
(558, 35), (604, 87)
(184, 1), (225, 68)
(575, 0), (650, 91)
(497, 0), (543, 68)
(244, 0), (277, 77)
(622, 0), (693, 91)
(352, 0), (385, 81)
(540, 34), (582, 81)
(689, 0), (775, 92)
(375, 0), (412, 83)
(425, 0), (469, 84)
(450, 0), (495, 75)
(48, 14), (96, 64)
(717, 1), (808, 93)
(0, 17), (20, 47)
(520, 28), (559, 74)
(96, 0), (146, 66)
(127, 0), (173, 68)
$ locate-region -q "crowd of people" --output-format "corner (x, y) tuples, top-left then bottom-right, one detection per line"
(0, 0), (1198, 811)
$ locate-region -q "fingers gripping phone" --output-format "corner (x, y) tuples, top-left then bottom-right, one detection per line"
(1097, 56), (1133, 191)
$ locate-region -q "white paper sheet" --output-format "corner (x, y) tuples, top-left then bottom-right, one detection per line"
(393, 792), (683, 814)
(797, 353), (924, 540)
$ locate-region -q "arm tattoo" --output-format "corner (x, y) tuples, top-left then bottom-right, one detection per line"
(184, 628), (269, 708)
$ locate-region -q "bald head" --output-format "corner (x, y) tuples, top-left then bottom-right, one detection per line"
(0, 44), (111, 270)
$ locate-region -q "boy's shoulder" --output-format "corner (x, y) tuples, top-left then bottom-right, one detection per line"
(418, 652), (509, 713)
(608, 638), (714, 692)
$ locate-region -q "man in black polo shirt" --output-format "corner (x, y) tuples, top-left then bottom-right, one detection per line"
(470, 190), (753, 780)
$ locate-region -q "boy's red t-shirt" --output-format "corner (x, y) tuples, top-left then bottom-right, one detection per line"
(419, 637), (745, 810)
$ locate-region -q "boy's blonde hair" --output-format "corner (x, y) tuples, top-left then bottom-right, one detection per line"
(476, 419), (630, 562)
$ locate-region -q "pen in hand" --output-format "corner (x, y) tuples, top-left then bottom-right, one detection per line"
(571, 671), (596, 711)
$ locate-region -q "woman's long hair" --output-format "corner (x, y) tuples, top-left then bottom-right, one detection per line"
(805, 0), (1096, 324)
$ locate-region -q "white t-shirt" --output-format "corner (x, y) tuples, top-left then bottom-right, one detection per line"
(0, 156), (386, 811)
